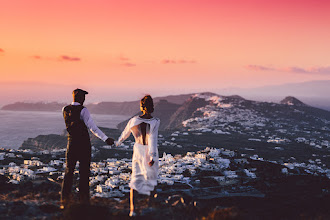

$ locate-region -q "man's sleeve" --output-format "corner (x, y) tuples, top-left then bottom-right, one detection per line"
(81, 107), (108, 142)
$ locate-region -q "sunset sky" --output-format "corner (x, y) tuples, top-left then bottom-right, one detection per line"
(1, 0), (330, 103)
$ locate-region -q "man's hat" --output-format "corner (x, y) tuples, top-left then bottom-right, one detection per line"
(72, 88), (88, 96)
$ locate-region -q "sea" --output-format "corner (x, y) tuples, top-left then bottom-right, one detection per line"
(0, 110), (128, 149)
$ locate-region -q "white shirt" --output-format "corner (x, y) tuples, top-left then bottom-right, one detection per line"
(62, 102), (108, 142)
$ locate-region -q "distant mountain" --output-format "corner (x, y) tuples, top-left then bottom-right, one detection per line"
(1, 94), (192, 115)
(165, 93), (214, 129)
(164, 93), (252, 130)
(116, 92), (330, 137)
(117, 92), (217, 130)
(1, 102), (65, 112)
(219, 80), (330, 98)
(219, 80), (330, 111)
(117, 99), (181, 130)
(86, 101), (140, 115)
(160, 93), (330, 143)
(280, 96), (307, 106)
(86, 94), (192, 115)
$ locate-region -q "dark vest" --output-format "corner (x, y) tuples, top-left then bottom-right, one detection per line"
(63, 105), (90, 142)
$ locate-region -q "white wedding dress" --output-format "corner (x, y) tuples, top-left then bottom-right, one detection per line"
(116, 116), (160, 195)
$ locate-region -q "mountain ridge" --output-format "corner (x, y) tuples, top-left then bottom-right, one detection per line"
(0, 94), (193, 115)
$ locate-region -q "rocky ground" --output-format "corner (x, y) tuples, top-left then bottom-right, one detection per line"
(1, 172), (329, 220)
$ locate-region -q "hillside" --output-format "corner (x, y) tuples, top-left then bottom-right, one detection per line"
(116, 93), (330, 136)
(157, 93), (330, 136)
(19, 93), (330, 159)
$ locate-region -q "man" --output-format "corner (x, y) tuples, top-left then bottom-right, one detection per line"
(60, 88), (114, 209)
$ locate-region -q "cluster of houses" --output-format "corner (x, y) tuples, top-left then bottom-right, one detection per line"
(1, 143), (329, 200)
(182, 95), (270, 133)
(295, 137), (330, 149)
(166, 125), (330, 153)
(248, 135), (330, 149)
(0, 147), (250, 197)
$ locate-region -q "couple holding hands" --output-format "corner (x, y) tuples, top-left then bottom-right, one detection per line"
(61, 88), (160, 217)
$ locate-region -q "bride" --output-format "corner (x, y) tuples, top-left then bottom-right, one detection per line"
(115, 95), (160, 216)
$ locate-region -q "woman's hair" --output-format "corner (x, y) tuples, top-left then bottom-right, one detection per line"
(140, 95), (154, 113)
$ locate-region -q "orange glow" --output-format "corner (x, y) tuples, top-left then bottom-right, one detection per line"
(1, 0), (330, 102)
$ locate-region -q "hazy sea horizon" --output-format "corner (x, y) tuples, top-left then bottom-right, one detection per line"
(0, 110), (128, 149)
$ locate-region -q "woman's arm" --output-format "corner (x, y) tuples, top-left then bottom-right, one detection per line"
(116, 119), (132, 146)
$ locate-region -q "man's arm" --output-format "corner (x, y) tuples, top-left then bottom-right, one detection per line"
(80, 107), (114, 144)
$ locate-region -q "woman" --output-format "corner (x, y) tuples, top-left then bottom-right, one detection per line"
(116, 95), (160, 216)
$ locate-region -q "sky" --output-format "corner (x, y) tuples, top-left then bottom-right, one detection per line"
(1, 0), (330, 103)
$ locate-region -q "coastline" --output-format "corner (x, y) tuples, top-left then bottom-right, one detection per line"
(0, 110), (128, 149)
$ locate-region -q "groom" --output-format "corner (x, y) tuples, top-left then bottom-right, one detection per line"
(60, 88), (114, 209)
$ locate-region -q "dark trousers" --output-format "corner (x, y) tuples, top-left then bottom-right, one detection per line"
(61, 139), (91, 203)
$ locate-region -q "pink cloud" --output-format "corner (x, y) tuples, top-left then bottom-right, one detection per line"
(247, 64), (330, 74)
(162, 59), (176, 64)
(162, 59), (196, 64)
(309, 66), (330, 74)
(32, 55), (42, 59)
(119, 56), (130, 61)
(122, 62), (136, 67)
(245, 65), (275, 71)
(0, 48), (4, 53)
(59, 55), (81, 62)
(282, 67), (309, 74)
(31, 55), (81, 62)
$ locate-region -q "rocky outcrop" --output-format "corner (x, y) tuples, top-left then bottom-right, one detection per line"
(20, 134), (67, 151)
(165, 96), (210, 130)
(20, 128), (122, 151)
(280, 96), (307, 106)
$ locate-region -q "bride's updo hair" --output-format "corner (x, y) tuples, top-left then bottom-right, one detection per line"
(140, 95), (154, 113)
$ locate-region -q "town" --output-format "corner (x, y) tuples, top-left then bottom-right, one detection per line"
(1, 137), (329, 200)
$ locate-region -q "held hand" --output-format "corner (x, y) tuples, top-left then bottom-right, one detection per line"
(105, 138), (114, 145)
(148, 159), (155, 167)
